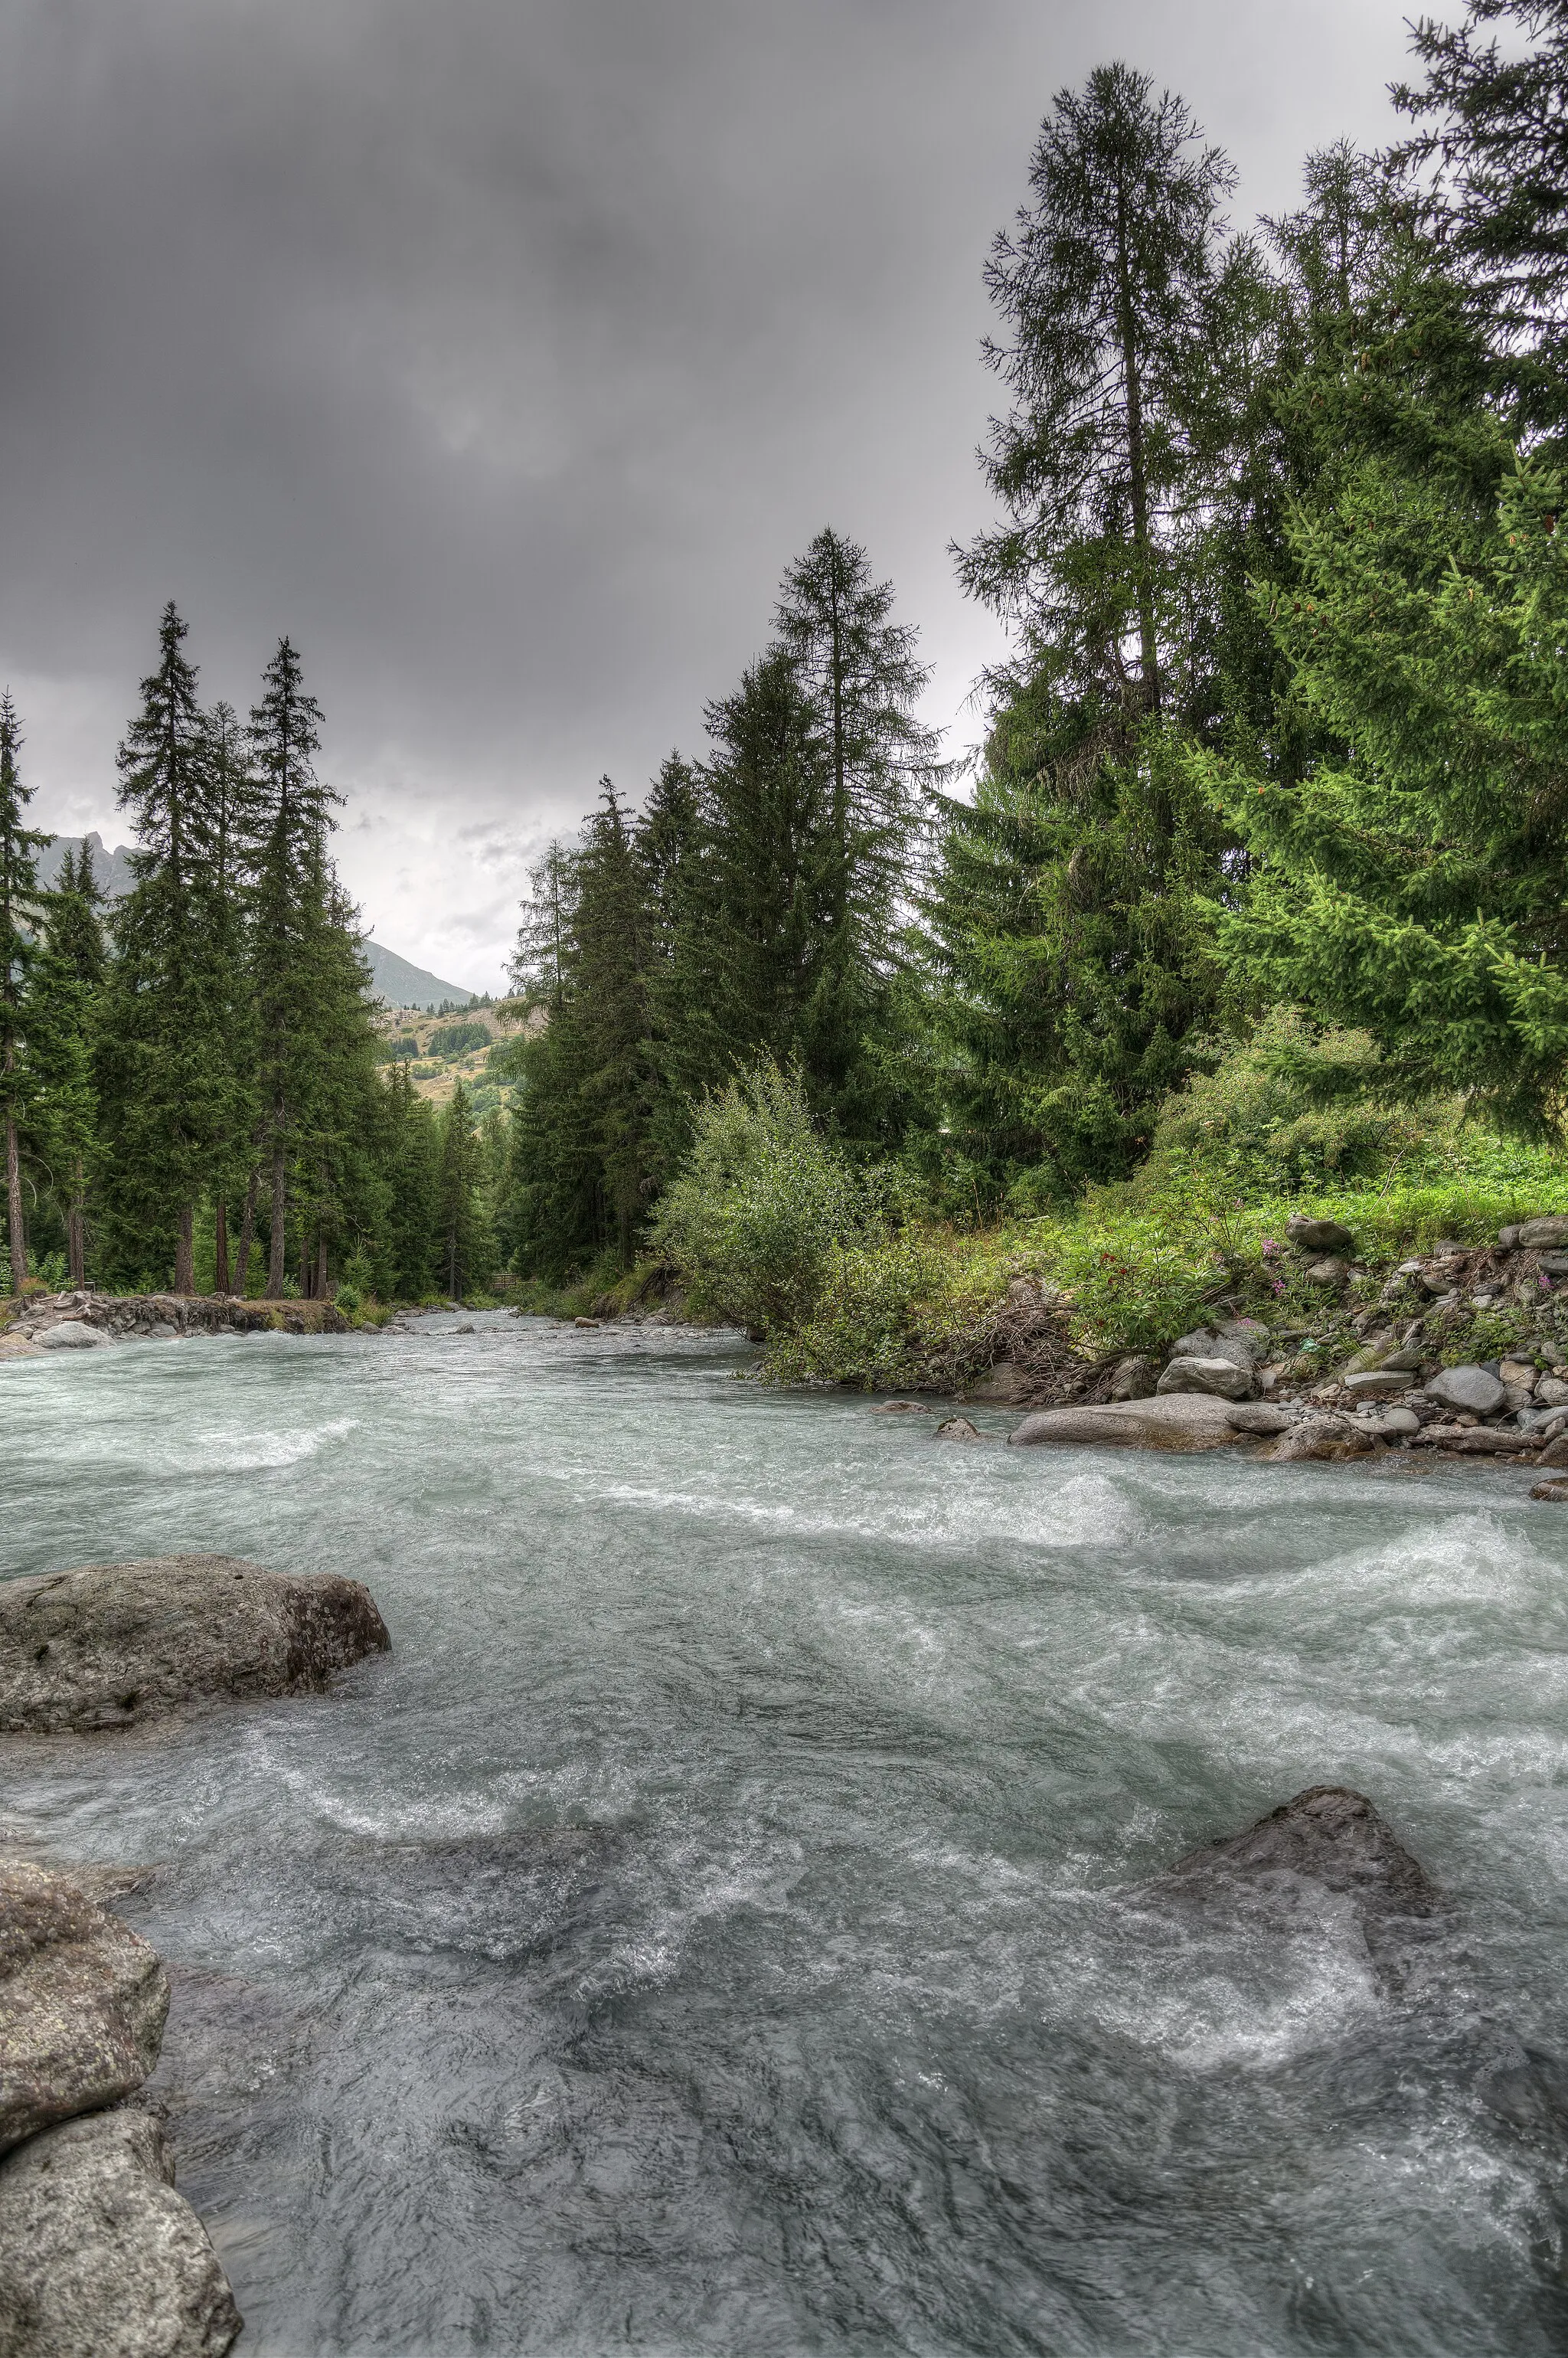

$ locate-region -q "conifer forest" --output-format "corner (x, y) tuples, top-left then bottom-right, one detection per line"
(5, 2), (1568, 1350)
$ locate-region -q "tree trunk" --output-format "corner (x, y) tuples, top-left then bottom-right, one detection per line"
(67, 1159), (86, 1288)
(1115, 177), (1161, 709)
(4, 1105), (24, 1293)
(174, 1200), (195, 1297)
(214, 1199), (230, 1297)
(268, 1139), (286, 1300)
(234, 1169), (258, 1300)
(316, 1234), (328, 1300)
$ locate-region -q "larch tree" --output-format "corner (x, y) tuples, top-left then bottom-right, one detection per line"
(0, 694), (45, 1288)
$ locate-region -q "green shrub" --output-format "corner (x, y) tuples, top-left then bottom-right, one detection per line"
(651, 1064), (889, 1335)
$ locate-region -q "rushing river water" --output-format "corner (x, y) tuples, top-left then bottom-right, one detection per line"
(5, 1312), (1568, 2356)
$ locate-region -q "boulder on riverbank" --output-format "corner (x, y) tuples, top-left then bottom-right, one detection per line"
(0, 2106), (241, 2358)
(0, 1555), (391, 1733)
(1008, 1393), (1257, 1453)
(0, 1858), (168, 2154)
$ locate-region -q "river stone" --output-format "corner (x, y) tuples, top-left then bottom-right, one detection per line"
(1426, 1365), (1507, 1417)
(1156, 1784), (1439, 1927)
(1156, 1355), (1256, 1401)
(1361, 1406), (1420, 1437)
(1519, 1216), (1568, 1251)
(1223, 1403), (1292, 1434)
(1343, 1369), (1410, 1401)
(1537, 1375), (1568, 1408)
(1108, 1355), (1158, 1401)
(0, 2107), (241, 2357)
(934, 1416), (988, 1443)
(1008, 1394), (1243, 1454)
(1286, 1215), (1355, 1254)
(0, 1555), (392, 1733)
(1256, 1413), (1377, 1463)
(1531, 1480), (1568, 1502)
(0, 1858), (168, 2154)
(1421, 1425), (1538, 1454)
(33, 1323), (110, 1352)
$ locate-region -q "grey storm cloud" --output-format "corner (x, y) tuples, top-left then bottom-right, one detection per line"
(0, 0), (1417, 985)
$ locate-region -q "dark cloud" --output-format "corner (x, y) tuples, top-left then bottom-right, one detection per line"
(1, 0), (1416, 984)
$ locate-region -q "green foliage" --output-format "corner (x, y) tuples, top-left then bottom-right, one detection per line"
(651, 1063), (887, 1333)
(426, 1021), (488, 1057)
(760, 1228), (1004, 1392)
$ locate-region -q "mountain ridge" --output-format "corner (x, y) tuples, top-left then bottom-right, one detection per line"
(36, 833), (482, 1012)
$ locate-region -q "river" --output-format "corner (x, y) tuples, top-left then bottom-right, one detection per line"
(4, 1311), (1568, 2355)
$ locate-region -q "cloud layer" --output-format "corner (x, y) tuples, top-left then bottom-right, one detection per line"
(1, 0), (1416, 986)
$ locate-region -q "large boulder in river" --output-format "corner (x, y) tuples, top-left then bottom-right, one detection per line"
(0, 1555), (391, 1733)
(0, 1859), (168, 2154)
(1154, 1784), (1439, 1934)
(0, 2107), (241, 2357)
(1009, 1393), (1252, 1454)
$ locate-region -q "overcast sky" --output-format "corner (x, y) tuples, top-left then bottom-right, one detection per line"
(2, 0), (1420, 990)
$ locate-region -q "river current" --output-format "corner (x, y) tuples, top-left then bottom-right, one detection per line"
(5, 1311), (1568, 2356)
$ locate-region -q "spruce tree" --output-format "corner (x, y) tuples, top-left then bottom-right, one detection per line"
(0, 695), (45, 1289)
(436, 1078), (485, 1298)
(205, 700), (256, 1292)
(374, 1062), (440, 1299)
(27, 844), (106, 1284)
(103, 605), (237, 1292)
(243, 638), (337, 1296)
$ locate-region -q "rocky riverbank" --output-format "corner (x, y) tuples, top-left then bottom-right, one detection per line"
(0, 1290), (354, 1359)
(0, 1555), (392, 2353)
(961, 1212), (1568, 1480)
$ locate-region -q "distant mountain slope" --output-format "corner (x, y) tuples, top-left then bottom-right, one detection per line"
(38, 833), (479, 1012)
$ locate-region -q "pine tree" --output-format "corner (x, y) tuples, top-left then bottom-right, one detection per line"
(0, 695), (45, 1289)
(374, 1063), (441, 1299)
(27, 844), (107, 1284)
(205, 700), (256, 1293)
(102, 605), (237, 1292)
(956, 64), (1235, 710)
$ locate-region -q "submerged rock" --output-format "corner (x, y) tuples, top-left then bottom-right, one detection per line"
(0, 2107), (241, 2358)
(1157, 1784), (1440, 1929)
(934, 1416), (989, 1444)
(0, 1554), (391, 1733)
(0, 1858), (168, 2154)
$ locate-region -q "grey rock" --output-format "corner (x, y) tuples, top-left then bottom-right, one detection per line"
(1154, 1784), (1439, 1932)
(869, 1400), (924, 1414)
(1304, 1256), (1350, 1287)
(1257, 1413), (1377, 1463)
(0, 2108), (241, 2357)
(1286, 1215), (1355, 1254)
(0, 1554), (391, 1734)
(934, 1416), (988, 1444)
(1519, 1216), (1568, 1251)
(1169, 1327), (1217, 1361)
(1537, 1375), (1568, 1408)
(1498, 1225), (1521, 1251)
(1008, 1393), (1242, 1455)
(1343, 1369), (1410, 1400)
(140, 1323), (178, 1343)
(33, 1324), (110, 1352)
(1539, 1254), (1568, 1279)
(1156, 1355), (1256, 1402)
(0, 1858), (168, 2154)
(1420, 1425), (1538, 1454)
(1108, 1355), (1158, 1401)
(1223, 1402), (1292, 1434)
(1427, 1365), (1507, 1417)
(1361, 1406), (1420, 1437)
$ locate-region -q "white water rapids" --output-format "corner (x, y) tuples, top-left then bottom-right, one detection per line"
(4, 1310), (1568, 2355)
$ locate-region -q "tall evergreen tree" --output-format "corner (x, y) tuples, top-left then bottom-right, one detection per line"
(0, 695), (44, 1288)
(27, 844), (106, 1284)
(102, 604), (237, 1292)
(204, 699), (255, 1292)
(436, 1078), (485, 1298)
(956, 63), (1235, 710)
(243, 637), (337, 1297)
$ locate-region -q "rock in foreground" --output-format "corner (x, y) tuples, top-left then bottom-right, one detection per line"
(0, 2108), (241, 2358)
(1009, 1393), (1252, 1453)
(0, 1554), (391, 1733)
(0, 1859), (168, 2154)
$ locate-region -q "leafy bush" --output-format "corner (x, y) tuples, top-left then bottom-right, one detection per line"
(762, 1227), (1008, 1391)
(652, 1064), (890, 1334)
